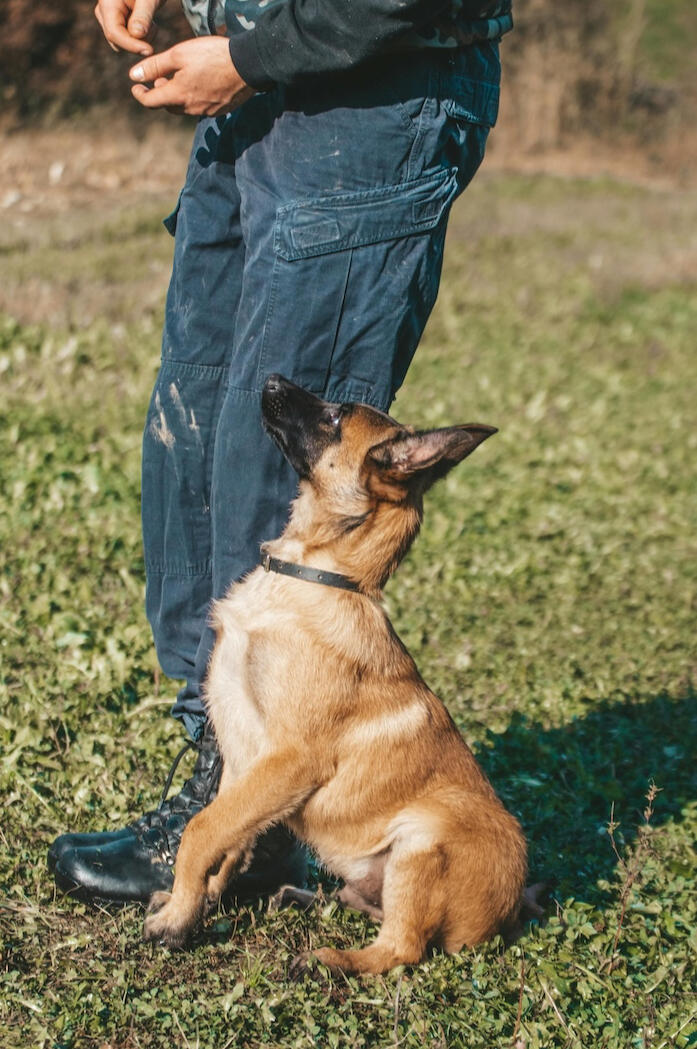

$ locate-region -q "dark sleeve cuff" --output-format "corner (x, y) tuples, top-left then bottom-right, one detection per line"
(228, 32), (276, 93)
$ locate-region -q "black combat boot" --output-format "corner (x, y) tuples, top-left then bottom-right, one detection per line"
(48, 724), (307, 903)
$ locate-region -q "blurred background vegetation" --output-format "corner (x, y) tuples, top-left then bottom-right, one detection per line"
(2, 0), (696, 160)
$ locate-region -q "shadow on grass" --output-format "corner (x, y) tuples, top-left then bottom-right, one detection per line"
(477, 687), (697, 903)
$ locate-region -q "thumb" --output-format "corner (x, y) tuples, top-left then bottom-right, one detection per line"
(128, 0), (160, 39)
(130, 46), (181, 84)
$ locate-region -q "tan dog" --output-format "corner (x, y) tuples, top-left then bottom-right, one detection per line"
(144, 374), (527, 975)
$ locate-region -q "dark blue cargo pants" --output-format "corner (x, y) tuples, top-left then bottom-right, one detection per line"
(142, 44), (501, 738)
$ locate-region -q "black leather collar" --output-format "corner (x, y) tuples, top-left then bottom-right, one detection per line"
(261, 551), (361, 593)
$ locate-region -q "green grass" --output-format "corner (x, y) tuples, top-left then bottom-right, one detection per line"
(641, 0), (697, 85)
(1, 168), (696, 1048)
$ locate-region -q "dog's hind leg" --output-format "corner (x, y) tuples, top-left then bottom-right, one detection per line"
(336, 884), (383, 921)
(269, 879), (385, 923)
(293, 846), (446, 977)
(268, 884), (318, 912)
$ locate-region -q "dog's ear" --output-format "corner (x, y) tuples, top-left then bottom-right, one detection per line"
(366, 424), (497, 491)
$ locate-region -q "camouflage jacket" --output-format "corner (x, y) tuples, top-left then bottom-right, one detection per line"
(178, 0), (512, 89)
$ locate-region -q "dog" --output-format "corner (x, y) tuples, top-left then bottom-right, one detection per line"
(143, 374), (527, 976)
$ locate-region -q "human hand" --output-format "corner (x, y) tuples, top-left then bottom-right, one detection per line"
(94, 0), (166, 56)
(130, 37), (255, 116)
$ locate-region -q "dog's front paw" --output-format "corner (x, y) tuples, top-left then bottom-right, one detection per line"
(146, 890), (173, 917)
(143, 892), (197, 949)
(289, 950), (333, 984)
(289, 950), (315, 981)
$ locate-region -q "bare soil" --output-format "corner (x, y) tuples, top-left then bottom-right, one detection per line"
(1, 118), (192, 228)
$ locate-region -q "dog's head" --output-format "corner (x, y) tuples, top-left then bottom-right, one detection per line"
(262, 374), (496, 588)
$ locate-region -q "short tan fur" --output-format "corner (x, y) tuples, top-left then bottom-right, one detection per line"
(143, 377), (527, 976)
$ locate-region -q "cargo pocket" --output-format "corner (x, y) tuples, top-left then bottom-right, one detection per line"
(441, 76), (499, 195)
(255, 166), (458, 397)
(443, 76), (500, 128)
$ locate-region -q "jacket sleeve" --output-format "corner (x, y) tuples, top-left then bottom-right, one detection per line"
(228, 0), (454, 91)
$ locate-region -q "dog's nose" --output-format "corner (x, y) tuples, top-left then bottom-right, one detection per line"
(264, 374), (285, 395)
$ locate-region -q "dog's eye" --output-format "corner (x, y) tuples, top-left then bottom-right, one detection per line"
(323, 408), (343, 429)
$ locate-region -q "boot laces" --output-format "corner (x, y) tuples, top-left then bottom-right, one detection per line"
(131, 731), (222, 862)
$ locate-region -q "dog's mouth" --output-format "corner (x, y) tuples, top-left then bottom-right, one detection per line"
(262, 374), (344, 478)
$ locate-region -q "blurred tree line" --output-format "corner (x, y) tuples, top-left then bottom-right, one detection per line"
(0, 0), (189, 118)
(1, 0), (692, 145)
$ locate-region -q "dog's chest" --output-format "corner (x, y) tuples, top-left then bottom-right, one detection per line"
(205, 585), (276, 774)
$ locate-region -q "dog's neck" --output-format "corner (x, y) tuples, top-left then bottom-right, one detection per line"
(263, 487), (423, 596)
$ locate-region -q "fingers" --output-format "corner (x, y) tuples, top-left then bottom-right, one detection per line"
(128, 38), (250, 116)
(131, 80), (182, 110)
(94, 0), (155, 55)
(127, 0), (161, 43)
(130, 45), (185, 113)
(94, 4), (118, 52)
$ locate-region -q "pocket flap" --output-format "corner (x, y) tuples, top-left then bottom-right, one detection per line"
(274, 167), (458, 262)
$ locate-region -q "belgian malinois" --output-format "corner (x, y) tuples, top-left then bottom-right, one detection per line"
(144, 374), (527, 975)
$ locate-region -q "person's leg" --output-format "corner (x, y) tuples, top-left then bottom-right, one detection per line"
(155, 42), (500, 728)
(49, 42), (501, 902)
(48, 112), (306, 901)
(204, 47), (498, 606)
(141, 117), (247, 741)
